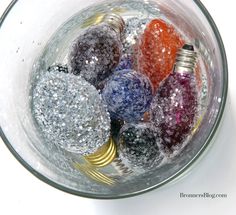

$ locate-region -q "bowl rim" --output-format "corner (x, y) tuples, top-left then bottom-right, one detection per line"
(0, 0), (228, 199)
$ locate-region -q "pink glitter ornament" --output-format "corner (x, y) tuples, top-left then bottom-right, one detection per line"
(150, 44), (199, 151)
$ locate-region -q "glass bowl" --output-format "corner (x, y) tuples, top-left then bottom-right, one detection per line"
(0, 0), (228, 199)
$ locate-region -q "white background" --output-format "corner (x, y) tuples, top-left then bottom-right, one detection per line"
(0, 0), (235, 214)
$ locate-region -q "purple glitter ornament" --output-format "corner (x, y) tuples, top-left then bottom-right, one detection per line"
(102, 69), (153, 122)
(69, 14), (125, 88)
(150, 44), (198, 151)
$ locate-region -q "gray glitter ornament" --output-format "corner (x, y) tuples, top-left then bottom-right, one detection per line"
(117, 123), (163, 170)
(69, 13), (125, 88)
(32, 71), (111, 155)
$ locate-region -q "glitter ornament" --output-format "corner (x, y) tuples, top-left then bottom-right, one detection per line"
(118, 123), (163, 170)
(32, 71), (111, 155)
(102, 69), (153, 122)
(138, 19), (185, 91)
(48, 64), (69, 73)
(69, 13), (125, 88)
(122, 17), (150, 58)
(115, 56), (132, 72)
(150, 44), (198, 151)
(118, 17), (150, 70)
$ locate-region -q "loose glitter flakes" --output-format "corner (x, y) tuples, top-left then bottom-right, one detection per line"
(118, 17), (151, 70)
(122, 17), (150, 57)
(32, 71), (111, 155)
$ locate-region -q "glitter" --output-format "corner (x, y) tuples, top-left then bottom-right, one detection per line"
(150, 72), (198, 151)
(117, 123), (163, 170)
(69, 16), (124, 88)
(122, 17), (151, 57)
(32, 71), (111, 155)
(138, 19), (185, 91)
(102, 69), (153, 122)
(115, 56), (132, 72)
(120, 17), (151, 69)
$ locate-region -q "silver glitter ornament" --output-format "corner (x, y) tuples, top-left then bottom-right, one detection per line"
(115, 17), (150, 71)
(122, 17), (150, 57)
(32, 71), (111, 155)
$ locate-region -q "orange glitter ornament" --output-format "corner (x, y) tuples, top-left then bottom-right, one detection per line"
(138, 19), (185, 91)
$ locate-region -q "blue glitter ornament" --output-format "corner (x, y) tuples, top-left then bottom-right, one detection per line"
(102, 69), (153, 122)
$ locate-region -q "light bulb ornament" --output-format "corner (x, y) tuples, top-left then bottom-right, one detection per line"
(69, 13), (125, 88)
(32, 70), (111, 156)
(150, 44), (199, 152)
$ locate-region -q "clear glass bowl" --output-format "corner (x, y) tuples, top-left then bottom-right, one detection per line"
(0, 0), (228, 199)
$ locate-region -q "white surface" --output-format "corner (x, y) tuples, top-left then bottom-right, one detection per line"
(0, 0), (235, 214)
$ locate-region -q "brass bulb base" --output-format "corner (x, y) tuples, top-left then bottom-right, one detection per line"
(73, 162), (116, 186)
(84, 138), (117, 168)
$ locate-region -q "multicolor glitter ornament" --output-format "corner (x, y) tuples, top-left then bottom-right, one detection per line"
(117, 123), (163, 170)
(138, 19), (185, 91)
(150, 44), (198, 151)
(69, 13), (125, 88)
(32, 71), (111, 155)
(102, 69), (153, 122)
